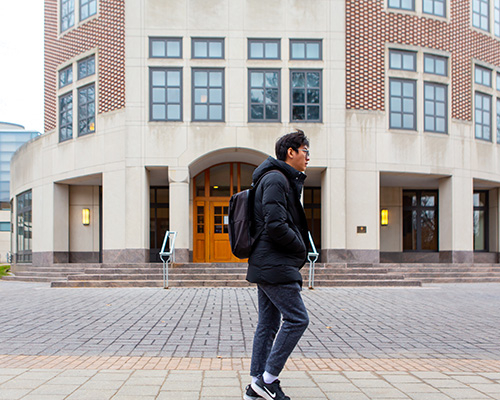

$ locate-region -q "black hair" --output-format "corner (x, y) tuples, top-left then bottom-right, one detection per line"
(275, 129), (310, 161)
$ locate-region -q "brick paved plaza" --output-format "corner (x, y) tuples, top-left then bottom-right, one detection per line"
(0, 281), (499, 399)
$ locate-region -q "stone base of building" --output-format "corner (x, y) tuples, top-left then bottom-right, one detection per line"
(321, 249), (380, 264)
(380, 251), (499, 263)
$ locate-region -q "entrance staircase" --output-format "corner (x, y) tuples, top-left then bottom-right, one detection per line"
(3, 262), (420, 288)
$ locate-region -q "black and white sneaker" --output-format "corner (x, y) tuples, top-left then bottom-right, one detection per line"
(244, 384), (263, 400)
(251, 377), (290, 400)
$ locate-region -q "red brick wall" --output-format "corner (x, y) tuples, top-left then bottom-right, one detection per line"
(346, 0), (500, 121)
(44, 0), (125, 132)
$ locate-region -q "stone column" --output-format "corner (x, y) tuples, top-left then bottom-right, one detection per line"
(439, 175), (473, 262)
(168, 166), (190, 262)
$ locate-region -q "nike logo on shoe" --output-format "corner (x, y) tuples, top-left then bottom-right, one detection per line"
(263, 386), (277, 399)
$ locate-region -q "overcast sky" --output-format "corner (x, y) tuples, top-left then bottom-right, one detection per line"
(0, 1), (44, 133)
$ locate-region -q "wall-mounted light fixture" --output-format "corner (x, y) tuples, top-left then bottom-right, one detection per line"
(82, 208), (90, 226)
(380, 209), (389, 226)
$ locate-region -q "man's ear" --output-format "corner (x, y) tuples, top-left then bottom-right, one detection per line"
(287, 147), (295, 159)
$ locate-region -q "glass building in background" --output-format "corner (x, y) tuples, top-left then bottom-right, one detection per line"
(0, 122), (39, 262)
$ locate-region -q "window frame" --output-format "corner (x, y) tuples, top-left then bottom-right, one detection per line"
(60, 0), (75, 33)
(473, 190), (489, 252)
(475, 91), (492, 141)
(472, 0), (490, 32)
(389, 49), (417, 71)
(290, 69), (323, 123)
(289, 39), (322, 60)
(16, 190), (32, 263)
(191, 38), (225, 59)
(423, 53), (448, 76)
(59, 91), (73, 142)
(402, 190), (439, 252)
(59, 65), (73, 88)
(248, 68), (281, 122)
(80, 0), (97, 21)
(149, 67), (183, 122)
(422, 0), (446, 17)
(77, 55), (96, 80)
(423, 82), (448, 133)
(149, 37), (183, 59)
(475, 65), (492, 87)
(248, 39), (281, 60)
(388, 0), (415, 11)
(77, 83), (96, 136)
(191, 68), (225, 122)
(389, 78), (417, 131)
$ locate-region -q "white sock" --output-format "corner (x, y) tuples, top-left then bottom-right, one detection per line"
(251, 376), (258, 384)
(263, 371), (278, 384)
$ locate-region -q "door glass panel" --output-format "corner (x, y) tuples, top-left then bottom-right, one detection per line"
(402, 209), (417, 251)
(210, 164), (231, 196)
(195, 172), (205, 196)
(421, 210), (437, 250)
(474, 210), (486, 250)
(157, 188), (169, 204)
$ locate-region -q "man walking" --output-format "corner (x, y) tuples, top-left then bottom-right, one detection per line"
(244, 130), (311, 400)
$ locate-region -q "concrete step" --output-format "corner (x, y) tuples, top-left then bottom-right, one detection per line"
(51, 280), (255, 288)
(67, 273), (248, 281)
(2, 275), (63, 283)
(306, 280), (422, 287)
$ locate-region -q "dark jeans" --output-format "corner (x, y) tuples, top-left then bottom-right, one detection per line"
(250, 282), (309, 377)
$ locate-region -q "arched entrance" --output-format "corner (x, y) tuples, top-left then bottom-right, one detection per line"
(193, 162), (255, 262)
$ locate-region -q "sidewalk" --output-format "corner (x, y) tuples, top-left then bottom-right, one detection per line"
(0, 281), (499, 399)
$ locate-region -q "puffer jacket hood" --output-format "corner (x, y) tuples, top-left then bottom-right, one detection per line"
(247, 156), (310, 285)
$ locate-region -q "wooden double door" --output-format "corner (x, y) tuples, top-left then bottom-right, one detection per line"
(193, 162), (254, 263)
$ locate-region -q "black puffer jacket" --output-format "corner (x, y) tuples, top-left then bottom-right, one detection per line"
(246, 156), (310, 285)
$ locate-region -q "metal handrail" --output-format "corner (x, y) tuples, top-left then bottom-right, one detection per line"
(307, 231), (319, 290)
(159, 231), (177, 289)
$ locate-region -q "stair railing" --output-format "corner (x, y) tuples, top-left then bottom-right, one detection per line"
(307, 231), (319, 290)
(159, 231), (177, 289)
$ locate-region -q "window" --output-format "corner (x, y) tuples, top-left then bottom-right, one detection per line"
(495, 0), (500, 36)
(150, 37), (182, 58)
(59, 92), (73, 142)
(192, 69), (224, 121)
(389, 78), (416, 130)
(192, 38), (224, 59)
(423, 0), (445, 16)
(497, 98), (500, 143)
(497, 73), (500, 90)
(61, 0), (75, 32)
(473, 191), (489, 251)
(389, 50), (416, 71)
(59, 66), (73, 88)
(78, 84), (95, 136)
(403, 190), (438, 251)
(150, 68), (182, 121)
(424, 54), (448, 76)
(475, 65), (492, 87)
(248, 39), (280, 59)
(17, 190), (32, 263)
(78, 56), (95, 80)
(80, 0), (97, 21)
(473, 0), (490, 31)
(290, 70), (322, 122)
(0, 222), (10, 232)
(290, 40), (322, 60)
(248, 70), (280, 122)
(424, 83), (447, 133)
(388, 0), (415, 11)
(475, 92), (492, 140)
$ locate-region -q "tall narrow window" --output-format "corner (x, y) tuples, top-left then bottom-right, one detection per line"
(403, 190), (438, 251)
(17, 190), (32, 263)
(389, 78), (416, 130)
(80, 0), (97, 21)
(290, 70), (322, 122)
(495, 0), (500, 37)
(424, 83), (447, 133)
(61, 0), (75, 32)
(150, 68), (182, 121)
(192, 38), (224, 59)
(249, 70), (280, 122)
(473, 0), (490, 31)
(388, 0), (415, 11)
(475, 92), (492, 141)
(78, 84), (96, 136)
(59, 92), (73, 142)
(473, 191), (489, 251)
(423, 0), (445, 16)
(59, 65), (73, 88)
(192, 69), (224, 121)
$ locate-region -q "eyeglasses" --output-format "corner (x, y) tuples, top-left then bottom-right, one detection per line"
(301, 149), (310, 157)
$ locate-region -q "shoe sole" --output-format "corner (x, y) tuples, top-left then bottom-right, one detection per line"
(244, 394), (261, 400)
(251, 382), (274, 400)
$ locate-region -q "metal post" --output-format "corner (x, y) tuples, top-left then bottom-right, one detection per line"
(159, 231), (177, 289)
(307, 231), (319, 290)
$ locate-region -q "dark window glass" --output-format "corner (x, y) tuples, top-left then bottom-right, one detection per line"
(78, 56), (95, 80)
(59, 66), (73, 88)
(150, 186), (169, 262)
(16, 190), (32, 263)
(473, 191), (489, 251)
(403, 190), (438, 251)
(78, 84), (96, 136)
(290, 70), (322, 122)
(59, 92), (73, 142)
(249, 69), (280, 122)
